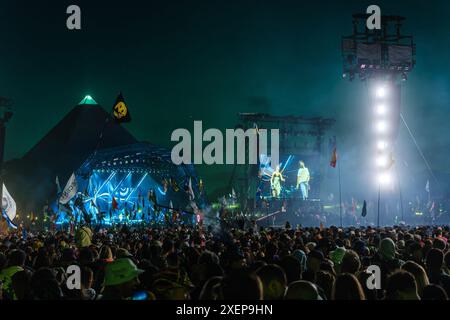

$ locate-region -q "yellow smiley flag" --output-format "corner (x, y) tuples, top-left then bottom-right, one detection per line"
(112, 92), (131, 123)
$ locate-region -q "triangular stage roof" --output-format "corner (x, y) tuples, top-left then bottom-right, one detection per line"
(78, 95), (98, 105)
(4, 96), (138, 212)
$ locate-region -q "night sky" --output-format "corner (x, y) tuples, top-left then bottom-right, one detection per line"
(1, 0), (450, 198)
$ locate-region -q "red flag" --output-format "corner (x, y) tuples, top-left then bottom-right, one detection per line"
(330, 147), (337, 168)
(112, 197), (118, 210)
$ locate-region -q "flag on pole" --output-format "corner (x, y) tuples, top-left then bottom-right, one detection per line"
(59, 173), (78, 205)
(361, 200), (367, 217)
(2, 210), (17, 229)
(330, 147), (337, 168)
(112, 92), (131, 123)
(1, 184), (17, 229)
(425, 180), (430, 193)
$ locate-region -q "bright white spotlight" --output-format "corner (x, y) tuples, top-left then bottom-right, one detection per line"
(377, 140), (388, 150)
(376, 86), (387, 98)
(376, 156), (388, 168)
(376, 121), (388, 133)
(375, 104), (387, 115)
(378, 173), (392, 185)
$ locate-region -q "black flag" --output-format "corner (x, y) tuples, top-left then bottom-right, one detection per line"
(361, 200), (367, 217)
(112, 92), (131, 123)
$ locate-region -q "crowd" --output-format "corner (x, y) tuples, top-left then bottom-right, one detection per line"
(0, 222), (449, 300)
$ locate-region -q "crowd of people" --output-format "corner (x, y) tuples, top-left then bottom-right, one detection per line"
(0, 222), (449, 300)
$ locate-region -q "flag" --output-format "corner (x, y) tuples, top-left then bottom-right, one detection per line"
(425, 180), (430, 193)
(330, 147), (337, 168)
(56, 176), (62, 194)
(188, 177), (195, 201)
(361, 200), (367, 217)
(112, 197), (118, 210)
(112, 92), (131, 123)
(59, 173), (78, 205)
(1, 210), (17, 230)
(2, 184), (17, 226)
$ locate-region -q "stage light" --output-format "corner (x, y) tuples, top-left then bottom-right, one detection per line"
(377, 140), (388, 150)
(375, 104), (387, 116)
(376, 156), (388, 168)
(378, 173), (392, 185)
(376, 121), (388, 133)
(376, 86), (387, 98)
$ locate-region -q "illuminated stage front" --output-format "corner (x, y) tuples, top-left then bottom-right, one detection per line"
(58, 142), (204, 226)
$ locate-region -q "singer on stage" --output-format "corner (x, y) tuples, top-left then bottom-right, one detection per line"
(270, 165), (285, 198)
(296, 161), (310, 200)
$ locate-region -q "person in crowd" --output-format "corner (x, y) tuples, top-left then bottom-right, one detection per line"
(256, 264), (287, 300)
(422, 284), (448, 300)
(0, 249), (26, 300)
(385, 270), (420, 300)
(373, 237), (404, 289)
(401, 261), (429, 298)
(340, 250), (361, 275)
(220, 270), (263, 300)
(284, 280), (322, 300)
(101, 258), (145, 300)
(332, 273), (366, 300)
(425, 248), (450, 297)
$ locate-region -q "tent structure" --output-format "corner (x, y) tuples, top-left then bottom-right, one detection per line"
(4, 96), (138, 213)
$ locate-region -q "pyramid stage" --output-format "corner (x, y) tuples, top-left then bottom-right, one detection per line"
(4, 96), (201, 222)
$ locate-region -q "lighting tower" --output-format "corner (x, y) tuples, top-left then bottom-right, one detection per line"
(341, 14), (415, 226)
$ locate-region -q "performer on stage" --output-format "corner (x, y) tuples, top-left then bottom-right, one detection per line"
(270, 165), (285, 198)
(296, 160), (310, 200)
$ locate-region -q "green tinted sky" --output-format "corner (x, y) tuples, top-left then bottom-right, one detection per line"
(0, 0), (449, 195)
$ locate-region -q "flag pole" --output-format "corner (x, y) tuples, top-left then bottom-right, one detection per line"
(336, 136), (343, 228)
(338, 159), (343, 228)
(396, 168), (404, 223)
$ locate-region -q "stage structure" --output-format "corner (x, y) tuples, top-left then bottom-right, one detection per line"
(341, 14), (415, 81)
(231, 113), (335, 212)
(342, 13), (416, 226)
(67, 142), (205, 226)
